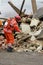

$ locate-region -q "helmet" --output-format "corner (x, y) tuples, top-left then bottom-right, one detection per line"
(15, 15), (21, 21)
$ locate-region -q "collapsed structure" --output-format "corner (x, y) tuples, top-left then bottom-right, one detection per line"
(0, 0), (43, 52)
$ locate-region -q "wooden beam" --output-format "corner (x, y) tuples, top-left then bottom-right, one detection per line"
(31, 0), (37, 14)
(8, 1), (24, 16)
(8, 1), (33, 17)
(19, 0), (25, 16)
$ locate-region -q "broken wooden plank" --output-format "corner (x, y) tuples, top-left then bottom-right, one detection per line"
(19, 0), (25, 16)
(17, 35), (31, 43)
(8, 1), (24, 16)
(0, 18), (7, 20)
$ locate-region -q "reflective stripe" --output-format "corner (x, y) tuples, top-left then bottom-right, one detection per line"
(5, 21), (8, 26)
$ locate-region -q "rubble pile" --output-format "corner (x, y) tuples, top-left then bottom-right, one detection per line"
(13, 17), (43, 52)
(0, 17), (43, 52)
(0, 36), (5, 49)
(14, 32), (42, 52)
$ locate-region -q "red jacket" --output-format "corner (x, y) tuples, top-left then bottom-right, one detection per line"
(4, 18), (21, 32)
(3, 18), (21, 44)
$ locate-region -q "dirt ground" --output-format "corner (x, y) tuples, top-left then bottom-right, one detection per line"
(0, 51), (43, 65)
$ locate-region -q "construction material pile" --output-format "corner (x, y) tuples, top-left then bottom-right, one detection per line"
(13, 17), (43, 52)
(0, 17), (43, 53)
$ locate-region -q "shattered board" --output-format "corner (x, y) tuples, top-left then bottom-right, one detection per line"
(37, 30), (43, 40)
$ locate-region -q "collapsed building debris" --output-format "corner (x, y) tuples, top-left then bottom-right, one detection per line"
(0, 14), (43, 53)
(14, 17), (43, 52)
(14, 31), (43, 52)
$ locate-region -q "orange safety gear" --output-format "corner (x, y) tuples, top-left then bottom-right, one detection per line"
(3, 16), (21, 45)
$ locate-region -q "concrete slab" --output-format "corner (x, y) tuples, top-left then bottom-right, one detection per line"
(37, 30), (43, 40)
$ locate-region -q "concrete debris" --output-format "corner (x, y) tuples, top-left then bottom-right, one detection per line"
(29, 46), (36, 51)
(35, 44), (42, 52)
(20, 17), (27, 23)
(38, 21), (43, 28)
(30, 36), (36, 41)
(29, 28), (42, 39)
(13, 39), (43, 52)
(14, 47), (24, 52)
(20, 17), (31, 23)
(30, 18), (40, 27)
(20, 23), (31, 34)
(14, 31), (43, 52)
(37, 30), (43, 40)
(0, 17), (43, 53)
(2, 44), (6, 49)
(0, 36), (4, 41)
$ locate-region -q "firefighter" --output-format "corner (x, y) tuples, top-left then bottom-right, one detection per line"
(3, 16), (21, 52)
